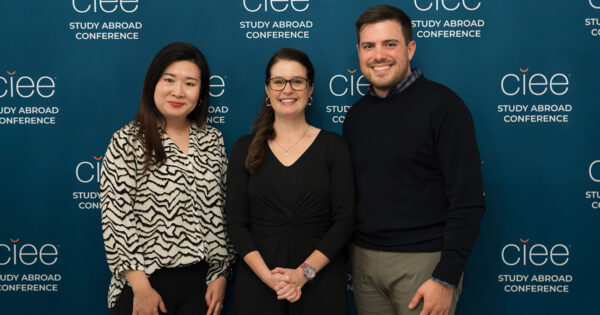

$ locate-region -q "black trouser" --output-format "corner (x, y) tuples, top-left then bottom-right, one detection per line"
(112, 262), (209, 315)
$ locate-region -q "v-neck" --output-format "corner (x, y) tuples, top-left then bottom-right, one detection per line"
(161, 124), (195, 157)
(268, 130), (322, 168)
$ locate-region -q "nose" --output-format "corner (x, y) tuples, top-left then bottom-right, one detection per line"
(282, 81), (294, 93)
(171, 82), (184, 97)
(373, 46), (387, 62)
(373, 46), (386, 62)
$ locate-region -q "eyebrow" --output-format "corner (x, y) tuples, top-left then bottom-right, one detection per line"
(163, 73), (199, 81)
(361, 39), (400, 45)
(270, 76), (307, 79)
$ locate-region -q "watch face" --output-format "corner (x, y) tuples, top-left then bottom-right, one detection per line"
(303, 264), (316, 280)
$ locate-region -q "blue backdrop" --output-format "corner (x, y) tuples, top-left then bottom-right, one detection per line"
(1, 1), (599, 314)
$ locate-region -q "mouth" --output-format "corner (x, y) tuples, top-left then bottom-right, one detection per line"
(370, 64), (393, 73)
(373, 65), (390, 70)
(279, 98), (297, 104)
(168, 101), (185, 108)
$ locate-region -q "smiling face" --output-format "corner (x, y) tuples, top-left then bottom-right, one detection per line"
(357, 19), (416, 98)
(153, 60), (201, 125)
(265, 60), (313, 119)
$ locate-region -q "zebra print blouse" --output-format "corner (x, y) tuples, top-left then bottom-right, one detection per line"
(100, 121), (235, 308)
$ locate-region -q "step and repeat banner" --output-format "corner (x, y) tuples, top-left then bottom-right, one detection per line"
(1, 1), (598, 314)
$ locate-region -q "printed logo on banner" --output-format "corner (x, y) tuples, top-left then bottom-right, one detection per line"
(207, 75), (229, 125)
(73, 156), (102, 210)
(411, 0), (485, 39)
(498, 238), (572, 294)
(240, 0), (313, 40)
(497, 68), (573, 124)
(69, 0), (143, 41)
(0, 70), (59, 126)
(585, 0), (600, 37)
(585, 160), (600, 210)
(0, 238), (62, 293)
(325, 69), (368, 124)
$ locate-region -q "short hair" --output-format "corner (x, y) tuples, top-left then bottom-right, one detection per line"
(355, 5), (413, 44)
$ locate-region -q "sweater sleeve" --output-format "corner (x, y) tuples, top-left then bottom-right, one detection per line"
(225, 136), (259, 258)
(431, 92), (486, 286)
(315, 133), (356, 260)
(100, 130), (145, 280)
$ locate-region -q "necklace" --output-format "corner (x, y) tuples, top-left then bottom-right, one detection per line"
(274, 125), (310, 157)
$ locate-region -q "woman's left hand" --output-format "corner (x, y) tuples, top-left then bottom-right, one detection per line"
(271, 267), (308, 302)
(205, 276), (227, 315)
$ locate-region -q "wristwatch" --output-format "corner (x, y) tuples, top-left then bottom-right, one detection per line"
(300, 263), (316, 281)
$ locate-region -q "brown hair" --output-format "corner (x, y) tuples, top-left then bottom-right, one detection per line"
(244, 48), (315, 174)
(355, 5), (413, 44)
(134, 42), (211, 171)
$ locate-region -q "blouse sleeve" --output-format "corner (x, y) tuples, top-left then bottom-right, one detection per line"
(205, 130), (237, 282)
(315, 133), (356, 260)
(225, 136), (259, 258)
(100, 130), (145, 280)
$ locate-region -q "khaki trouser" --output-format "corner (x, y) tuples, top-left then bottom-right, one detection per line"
(350, 243), (462, 315)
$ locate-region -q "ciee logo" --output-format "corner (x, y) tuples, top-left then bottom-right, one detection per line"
(589, 160), (600, 182)
(329, 69), (369, 97)
(414, 0), (481, 11)
(72, 0), (139, 13)
(243, 0), (309, 12)
(501, 238), (569, 266)
(76, 156), (103, 184)
(0, 70), (56, 99)
(591, 0), (600, 9)
(0, 238), (59, 266)
(500, 68), (569, 96)
(210, 75), (226, 98)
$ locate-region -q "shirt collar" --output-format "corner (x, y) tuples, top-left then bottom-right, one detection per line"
(367, 68), (422, 98)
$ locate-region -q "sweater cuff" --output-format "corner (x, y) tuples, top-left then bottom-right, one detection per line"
(431, 262), (463, 287)
(431, 277), (456, 288)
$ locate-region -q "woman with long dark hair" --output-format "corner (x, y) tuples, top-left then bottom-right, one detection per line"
(226, 48), (355, 314)
(100, 42), (234, 315)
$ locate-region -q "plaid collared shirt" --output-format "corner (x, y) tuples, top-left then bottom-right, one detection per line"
(367, 68), (423, 98)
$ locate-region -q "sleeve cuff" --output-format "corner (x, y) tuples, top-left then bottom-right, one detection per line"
(114, 263), (145, 280)
(431, 262), (463, 287)
(431, 276), (456, 288)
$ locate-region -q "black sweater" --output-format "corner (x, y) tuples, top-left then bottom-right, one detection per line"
(342, 75), (486, 286)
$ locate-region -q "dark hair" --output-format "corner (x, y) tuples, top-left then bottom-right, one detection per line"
(355, 5), (413, 44)
(245, 47), (315, 174)
(134, 42), (210, 170)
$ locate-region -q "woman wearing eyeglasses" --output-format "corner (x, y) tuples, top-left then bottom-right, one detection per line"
(226, 48), (355, 315)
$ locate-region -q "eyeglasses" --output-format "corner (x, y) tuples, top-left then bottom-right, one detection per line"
(267, 77), (310, 91)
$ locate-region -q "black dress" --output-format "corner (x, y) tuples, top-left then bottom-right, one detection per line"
(226, 130), (355, 315)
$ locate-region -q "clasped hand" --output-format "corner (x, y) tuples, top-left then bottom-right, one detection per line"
(268, 267), (307, 303)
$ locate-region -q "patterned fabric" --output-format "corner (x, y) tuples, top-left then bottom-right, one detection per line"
(367, 68), (422, 98)
(100, 121), (235, 308)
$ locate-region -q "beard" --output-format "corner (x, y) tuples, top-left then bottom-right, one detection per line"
(362, 62), (409, 92)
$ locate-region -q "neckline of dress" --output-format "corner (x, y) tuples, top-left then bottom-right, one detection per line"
(268, 129), (323, 168)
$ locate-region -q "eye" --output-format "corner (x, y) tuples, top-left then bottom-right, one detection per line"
(361, 43), (373, 49)
(272, 79), (285, 85)
(164, 78), (174, 83)
(186, 82), (197, 87)
(385, 42), (397, 48)
(291, 78), (305, 85)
